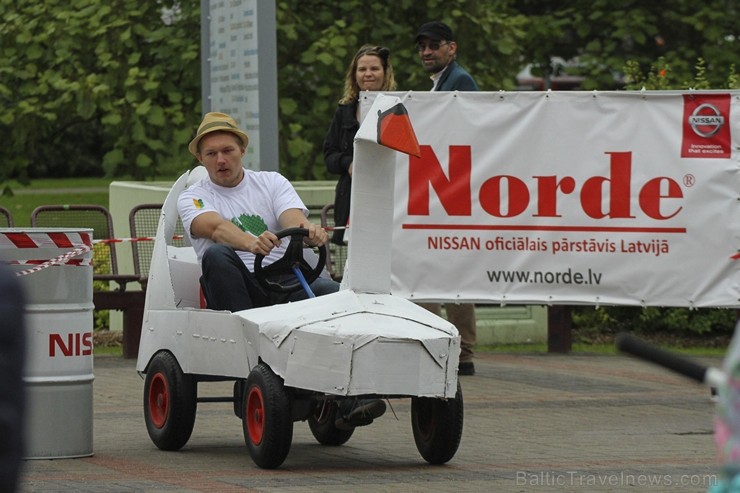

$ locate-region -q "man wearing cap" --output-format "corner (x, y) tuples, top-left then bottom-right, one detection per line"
(415, 21), (479, 376)
(178, 112), (340, 311)
(415, 21), (478, 92)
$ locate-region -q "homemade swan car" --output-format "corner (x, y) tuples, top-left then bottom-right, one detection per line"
(136, 96), (463, 469)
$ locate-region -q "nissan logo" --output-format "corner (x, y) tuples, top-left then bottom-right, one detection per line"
(688, 103), (724, 138)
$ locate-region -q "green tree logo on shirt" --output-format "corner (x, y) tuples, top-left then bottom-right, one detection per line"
(232, 214), (268, 236)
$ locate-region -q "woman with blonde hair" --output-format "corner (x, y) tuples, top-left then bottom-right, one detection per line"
(323, 45), (397, 245)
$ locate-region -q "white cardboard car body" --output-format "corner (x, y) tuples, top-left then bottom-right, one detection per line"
(135, 189), (460, 397)
(135, 95), (462, 468)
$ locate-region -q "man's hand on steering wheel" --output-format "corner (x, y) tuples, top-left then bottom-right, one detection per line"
(253, 227), (327, 294)
(301, 222), (328, 248)
(248, 230), (281, 256)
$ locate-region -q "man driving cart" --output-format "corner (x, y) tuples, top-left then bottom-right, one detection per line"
(178, 112), (387, 428)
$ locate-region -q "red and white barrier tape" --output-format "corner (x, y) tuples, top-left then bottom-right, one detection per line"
(1, 231), (93, 276)
(0, 230), (92, 249)
(6, 257), (92, 267)
(3, 227), (344, 277)
(12, 244), (92, 277)
(93, 235), (184, 244)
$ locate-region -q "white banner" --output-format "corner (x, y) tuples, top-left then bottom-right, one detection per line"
(361, 91), (740, 307)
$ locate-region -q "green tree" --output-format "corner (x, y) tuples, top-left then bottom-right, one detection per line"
(516, 0), (740, 90)
(0, 0), (201, 188)
(275, 0), (527, 180)
(4, 0), (740, 187)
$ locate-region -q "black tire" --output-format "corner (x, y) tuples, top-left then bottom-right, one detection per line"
(307, 400), (355, 446)
(411, 382), (464, 464)
(243, 363), (293, 469)
(143, 351), (197, 451)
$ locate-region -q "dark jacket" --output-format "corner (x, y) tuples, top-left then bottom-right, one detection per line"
(323, 100), (359, 245)
(0, 264), (25, 493)
(435, 60), (478, 92)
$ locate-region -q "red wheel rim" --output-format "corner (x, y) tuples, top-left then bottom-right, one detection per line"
(247, 386), (265, 445)
(148, 373), (169, 429)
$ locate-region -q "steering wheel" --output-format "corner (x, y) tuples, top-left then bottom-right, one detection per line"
(253, 227), (327, 294)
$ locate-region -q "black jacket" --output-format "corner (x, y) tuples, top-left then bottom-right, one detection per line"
(435, 60), (478, 92)
(323, 100), (359, 245)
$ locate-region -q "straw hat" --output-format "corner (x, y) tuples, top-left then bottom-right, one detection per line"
(188, 112), (250, 156)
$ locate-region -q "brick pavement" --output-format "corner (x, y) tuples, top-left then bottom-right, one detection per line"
(18, 351), (721, 492)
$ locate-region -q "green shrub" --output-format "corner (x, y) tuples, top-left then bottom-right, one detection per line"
(572, 306), (736, 337)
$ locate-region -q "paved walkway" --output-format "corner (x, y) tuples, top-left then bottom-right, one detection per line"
(18, 351), (722, 492)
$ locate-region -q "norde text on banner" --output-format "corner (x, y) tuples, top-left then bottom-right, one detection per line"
(358, 91), (740, 308)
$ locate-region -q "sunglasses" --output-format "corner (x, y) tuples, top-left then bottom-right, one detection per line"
(416, 41), (449, 52)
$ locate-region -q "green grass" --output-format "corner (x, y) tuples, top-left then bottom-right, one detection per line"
(478, 342), (616, 354)
(3, 176), (179, 227)
(6, 177), (115, 189)
(478, 342), (727, 357)
(94, 345), (123, 357)
(5, 192), (110, 227)
(3, 177), (113, 227)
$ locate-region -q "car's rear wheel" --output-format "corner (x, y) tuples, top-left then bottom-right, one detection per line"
(143, 351), (197, 451)
(307, 399), (354, 446)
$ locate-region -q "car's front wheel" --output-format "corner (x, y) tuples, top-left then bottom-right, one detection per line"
(242, 363), (293, 469)
(411, 381), (463, 464)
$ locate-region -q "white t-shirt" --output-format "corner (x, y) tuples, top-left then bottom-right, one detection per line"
(178, 168), (311, 271)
